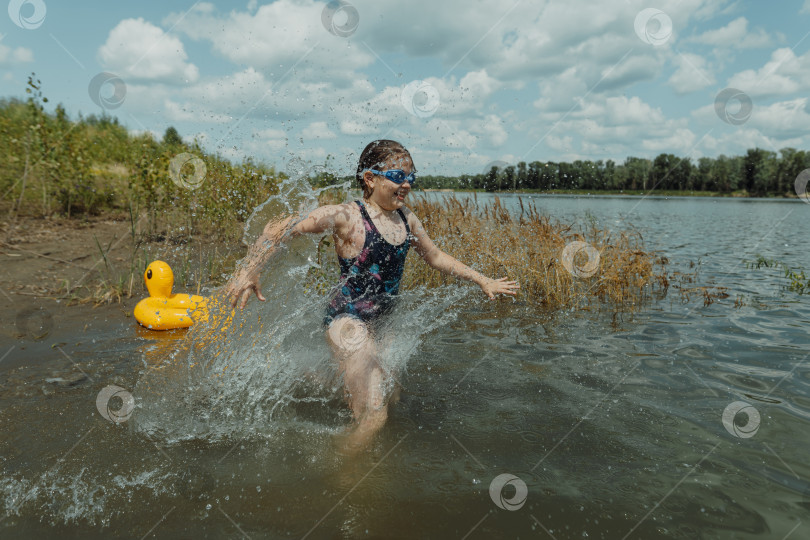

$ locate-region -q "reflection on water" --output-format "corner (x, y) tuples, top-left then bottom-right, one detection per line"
(0, 193), (808, 539)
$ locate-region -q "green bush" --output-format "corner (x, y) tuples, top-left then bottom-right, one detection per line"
(1, 74), (282, 239)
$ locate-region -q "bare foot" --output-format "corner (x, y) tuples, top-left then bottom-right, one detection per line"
(334, 408), (388, 456)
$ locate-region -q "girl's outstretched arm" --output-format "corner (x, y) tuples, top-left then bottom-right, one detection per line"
(225, 204), (352, 309)
(406, 209), (519, 299)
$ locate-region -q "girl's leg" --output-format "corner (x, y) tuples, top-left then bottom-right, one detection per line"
(326, 315), (389, 449)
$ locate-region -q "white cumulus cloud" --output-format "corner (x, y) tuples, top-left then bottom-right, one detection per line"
(165, 1), (373, 83)
(747, 98), (810, 139)
(688, 17), (773, 49)
(726, 48), (810, 98)
(302, 121), (337, 140)
(99, 18), (199, 84)
(668, 52), (716, 94)
(0, 43), (33, 64)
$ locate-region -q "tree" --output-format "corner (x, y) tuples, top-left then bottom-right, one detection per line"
(624, 157), (650, 191)
(712, 155), (736, 193)
(778, 148), (807, 196)
(540, 162), (557, 190)
(504, 165), (516, 191)
(163, 126), (183, 147)
(695, 157), (714, 191)
(527, 161), (542, 189)
(483, 166), (499, 192)
(743, 148), (775, 196)
(516, 161), (527, 189)
(558, 162), (575, 189)
(602, 160), (616, 189)
(674, 157), (693, 191)
(650, 153), (680, 191)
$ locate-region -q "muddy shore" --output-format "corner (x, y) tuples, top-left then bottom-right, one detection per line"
(0, 214), (235, 372)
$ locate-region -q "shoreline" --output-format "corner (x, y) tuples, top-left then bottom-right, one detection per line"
(419, 188), (803, 199)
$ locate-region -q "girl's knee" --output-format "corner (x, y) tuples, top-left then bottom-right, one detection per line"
(327, 315), (371, 355)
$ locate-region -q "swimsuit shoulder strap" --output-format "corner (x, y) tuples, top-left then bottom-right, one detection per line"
(356, 200), (410, 236)
(397, 208), (411, 235)
(355, 200), (375, 231)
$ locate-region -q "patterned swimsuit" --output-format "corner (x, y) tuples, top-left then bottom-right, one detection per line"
(324, 200), (411, 326)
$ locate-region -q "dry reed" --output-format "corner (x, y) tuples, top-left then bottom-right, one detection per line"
(400, 195), (668, 311)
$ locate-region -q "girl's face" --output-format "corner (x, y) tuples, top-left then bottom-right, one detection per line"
(365, 154), (414, 211)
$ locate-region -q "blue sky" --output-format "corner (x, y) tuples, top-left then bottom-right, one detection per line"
(1, 0), (809, 175)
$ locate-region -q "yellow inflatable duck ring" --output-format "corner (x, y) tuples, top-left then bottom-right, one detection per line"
(134, 261), (209, 330)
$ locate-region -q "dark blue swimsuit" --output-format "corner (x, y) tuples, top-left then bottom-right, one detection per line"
(325, 200), (411, 326)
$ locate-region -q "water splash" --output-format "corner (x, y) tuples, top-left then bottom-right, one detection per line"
(131, 170), (467, 445)
(242, 158), (351, 247)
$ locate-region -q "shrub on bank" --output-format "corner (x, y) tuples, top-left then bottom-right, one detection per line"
(1, 75), (283, 242)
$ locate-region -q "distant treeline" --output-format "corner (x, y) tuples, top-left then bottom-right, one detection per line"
(417, 151), (810, 196)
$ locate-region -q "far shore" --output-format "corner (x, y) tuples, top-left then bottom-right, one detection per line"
(419, 188), (803, 199)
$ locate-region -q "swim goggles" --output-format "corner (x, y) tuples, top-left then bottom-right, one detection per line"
(365, 168), (417, 186)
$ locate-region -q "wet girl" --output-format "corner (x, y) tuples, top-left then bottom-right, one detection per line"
(225, 140), (519, 448)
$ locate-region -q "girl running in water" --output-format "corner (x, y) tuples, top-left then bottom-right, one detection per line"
(225, 140), (519, 449)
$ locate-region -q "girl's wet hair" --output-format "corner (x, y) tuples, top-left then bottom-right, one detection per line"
(356, 140), (412, 198)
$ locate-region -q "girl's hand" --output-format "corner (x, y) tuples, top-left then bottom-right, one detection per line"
(479, 277), (520, 300)
(224, 269), (266, 309)
(223, 216), (295, 310)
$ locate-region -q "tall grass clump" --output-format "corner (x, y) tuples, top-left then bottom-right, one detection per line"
(401, 196), (667, 311)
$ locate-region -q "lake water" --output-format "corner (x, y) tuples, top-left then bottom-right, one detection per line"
(1, 193), (808, 539)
